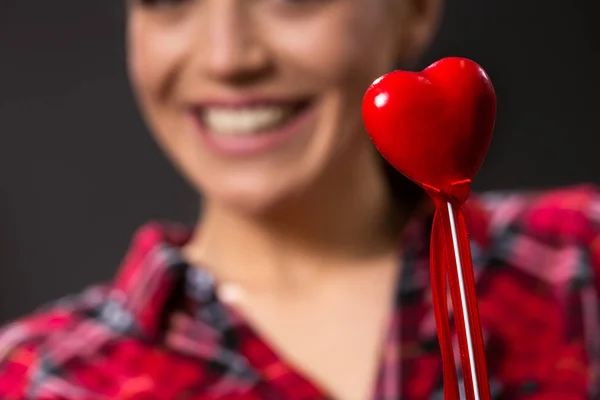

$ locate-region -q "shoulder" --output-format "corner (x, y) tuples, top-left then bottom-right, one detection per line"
(466, 184), (600, 293)
(466, 185), (600, 394)
(473, 183), (600, 242)
(467, 183), (600, 268)
(465, 184), (600, 261)
(466, 183), (600, 329)
(0, 285), (110, 398)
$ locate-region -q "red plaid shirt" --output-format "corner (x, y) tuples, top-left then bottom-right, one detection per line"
(1, 185), (600, 400)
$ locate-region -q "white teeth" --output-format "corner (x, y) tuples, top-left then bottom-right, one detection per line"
(203, 106), (292, 136)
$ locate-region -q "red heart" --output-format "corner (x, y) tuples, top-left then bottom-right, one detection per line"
(362, 57), (496, 203)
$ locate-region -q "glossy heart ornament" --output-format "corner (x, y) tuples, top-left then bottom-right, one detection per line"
(363, 58), (497, 400)
(362, 57), (496, 202)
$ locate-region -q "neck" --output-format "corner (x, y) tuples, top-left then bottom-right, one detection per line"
(183, 146), (408, 290)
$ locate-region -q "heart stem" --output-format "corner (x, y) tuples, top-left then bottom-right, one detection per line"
(445, 201), (494, 400)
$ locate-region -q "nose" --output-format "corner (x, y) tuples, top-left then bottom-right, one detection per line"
(200, 1), (270, 83)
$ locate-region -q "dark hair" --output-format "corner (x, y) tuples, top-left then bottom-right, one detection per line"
(380, 156), (425, 213)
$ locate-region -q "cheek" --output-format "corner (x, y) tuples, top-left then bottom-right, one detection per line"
(258, 4), (395, 88)
(127, 16), (192, 105)
(268, 11), (394, 146)
(255, 5), (398, 164)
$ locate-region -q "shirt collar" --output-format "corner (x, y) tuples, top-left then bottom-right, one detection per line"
(110, 222), (192, 339)
(108, 199), (491, 340)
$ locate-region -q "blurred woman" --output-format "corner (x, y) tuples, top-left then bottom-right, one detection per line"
(1, 0), (599, 399)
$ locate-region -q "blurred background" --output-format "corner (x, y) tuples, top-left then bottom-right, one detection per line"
(0, 0), (599, 323)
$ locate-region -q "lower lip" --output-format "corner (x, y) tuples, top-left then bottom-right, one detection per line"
(190, 103), (316, 157)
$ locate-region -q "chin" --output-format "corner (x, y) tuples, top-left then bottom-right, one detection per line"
(203, 178), (299, 217)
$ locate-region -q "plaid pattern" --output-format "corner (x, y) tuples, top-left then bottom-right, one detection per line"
(1, 184), (599, 399)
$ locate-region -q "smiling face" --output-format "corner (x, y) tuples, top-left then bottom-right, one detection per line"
(127, 0), (440, 215)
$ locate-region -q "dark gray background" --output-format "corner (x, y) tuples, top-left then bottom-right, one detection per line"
(1, 0), (599, 323)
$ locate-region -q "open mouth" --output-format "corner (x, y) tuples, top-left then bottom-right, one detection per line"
(192, 99), (312, 137)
